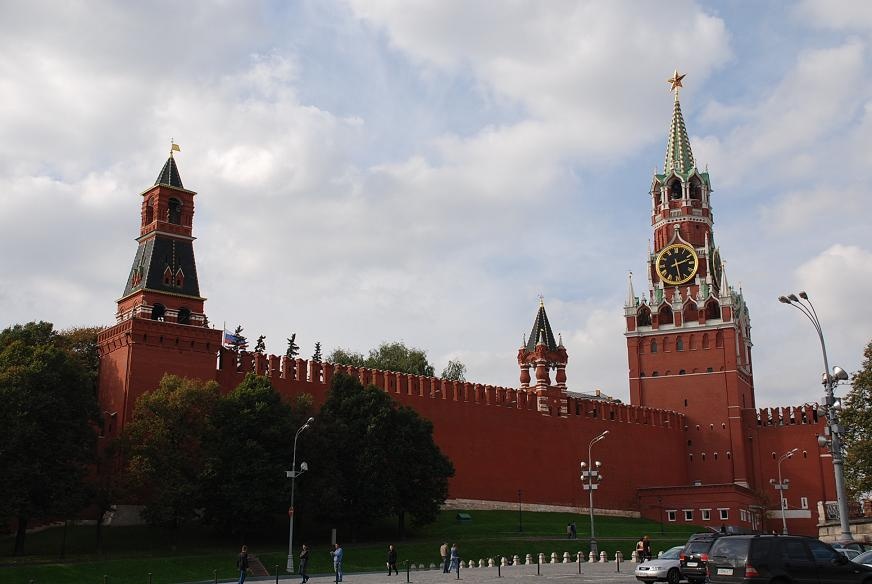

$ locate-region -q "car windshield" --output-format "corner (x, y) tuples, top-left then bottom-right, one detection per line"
(661, 546), (684, 560)
(686, 541), (712, 554)
(855, 550), (872, 564)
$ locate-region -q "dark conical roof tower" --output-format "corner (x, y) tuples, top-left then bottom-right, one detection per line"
(155, 153), (184, 188)
(525, 297), (558, 353)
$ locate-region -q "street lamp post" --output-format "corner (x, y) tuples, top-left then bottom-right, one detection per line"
(779, 292), (853, 543)
(580, 430), (609, 556)
(518, 489), (523, 533)
(287, 417), (314, 573)
(770, 448), (798, 534)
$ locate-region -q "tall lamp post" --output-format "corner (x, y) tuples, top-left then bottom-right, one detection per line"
(580, 430), (609, 556)
(779, 292), (853, 543)
(287, 416), (314, 573)
(517, 489), (523, 533)
(770, 448), (798, 534)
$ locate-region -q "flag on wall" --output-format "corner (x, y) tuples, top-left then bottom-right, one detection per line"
(223, 330), (247, 348)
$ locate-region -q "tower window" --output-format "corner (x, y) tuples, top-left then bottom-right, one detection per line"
(168, 198), (182, 224)
(676, 337), (684, 351)
(669, 180), (682, 200)
(652, 371), (659, 377)
(145, 199), (154, 225)
(638, 306), (652, 326)
(650, 340), (658, 353)
(151, 303), (166, 321)
(658, 306), (673, 325)
(679, 369), (686, 375)
(706, 301), (720, 321)
(689, 178), (702, 200)
(177, 308), (191, 325)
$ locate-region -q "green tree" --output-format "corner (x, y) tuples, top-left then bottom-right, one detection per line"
(441, 359), (467, 382)
(304, 373), (453, 538)
(312, 341), (322, 362)
(328, 341), (438, 376)
(119, 374), (220, 529)
(286, 333), (300, 359)
(0, 322), (99, 555)
(841, 338), (872, 497)
(201, 374), (311, 535)
(254, 335), (266, 354)
(327, 347), (366, 367)
(228, 325), (247, 352)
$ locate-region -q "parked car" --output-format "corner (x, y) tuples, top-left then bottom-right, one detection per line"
(855, 550), (872, 567)
(835, 542), (872, 554)
(680, 532), (727, 584)
(635, 545), (685, 584)
(705, 534), (872, 583)
(838, 548), (862, 560)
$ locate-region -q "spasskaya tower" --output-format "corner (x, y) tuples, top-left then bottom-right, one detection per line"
(624, 72), (758, 490)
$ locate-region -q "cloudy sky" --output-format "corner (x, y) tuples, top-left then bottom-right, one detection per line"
(2, 0), (871, 408)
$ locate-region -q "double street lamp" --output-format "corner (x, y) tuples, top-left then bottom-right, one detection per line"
(287, 417), (314, 573)
(779, 292), (853, 543)
(580, 430), (609, 556)
(770, 448), (798, 534)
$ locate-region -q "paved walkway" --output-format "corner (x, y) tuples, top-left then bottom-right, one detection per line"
(234, 562), (641, 584)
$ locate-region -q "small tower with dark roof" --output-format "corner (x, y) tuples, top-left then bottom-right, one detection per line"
(517, 298), (568, 415)
(97, 145), (222, 437)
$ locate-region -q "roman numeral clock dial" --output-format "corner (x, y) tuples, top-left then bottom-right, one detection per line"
(655, 243), (699, 286)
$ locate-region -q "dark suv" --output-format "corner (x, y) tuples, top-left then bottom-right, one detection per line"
(680, 532), (727, 584)
(706, 534), (872, 584)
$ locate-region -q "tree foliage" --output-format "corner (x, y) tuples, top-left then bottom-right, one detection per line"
(0, 322), (99, 554)
(328, 341), (438, 377)
(841, 338), (872, 497)
(286, 333), (300, 359)
(200, 374), (311, 534)
(303, 373), (453, 538)
(440, 359), (467, 382)
(312, 341), (322, 362)
(254, 335), (266, 354)
(119, 374), (220, 529)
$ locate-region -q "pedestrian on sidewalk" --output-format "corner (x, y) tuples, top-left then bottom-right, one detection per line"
(570, 522), (577, 539)
(331, 543), (344, 582)
(440, 542), (449, 573)
(449, 543), (459, 572)
(387, 544), (398, 575)
(300, 544), (310, 583)
(236, 545), (250, 584)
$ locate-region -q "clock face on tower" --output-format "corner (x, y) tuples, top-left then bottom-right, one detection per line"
(656, 243), (699, 286)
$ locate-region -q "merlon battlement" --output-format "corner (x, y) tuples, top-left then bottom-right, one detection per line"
(756, 404), (820, 427)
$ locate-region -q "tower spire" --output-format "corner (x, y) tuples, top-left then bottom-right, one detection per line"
(625, 271), (636, 307)
(664, 70), (695, 175)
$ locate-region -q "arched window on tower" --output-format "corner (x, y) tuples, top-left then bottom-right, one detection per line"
(152, 303), (166, 321)
(168, 198), (182, 225)
(715, 330), (724, 348)
(676, 337), (684, 351)
(145, 198), (154, 225)
(705, 300), (721, 321)
(177, 307), (191, 325)
(689, 177), (702, 200)
(653, 183), (663, 208)
(669, 179), (682, 200)
(689, 335), (697, 350)
(638, 306), (652, 327)
(702, 333), (710, 349)
(658, 305), (673, 325)
(650, 340), (658, 353)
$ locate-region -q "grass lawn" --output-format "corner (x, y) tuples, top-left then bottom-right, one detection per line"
(0, 510), (701, 584)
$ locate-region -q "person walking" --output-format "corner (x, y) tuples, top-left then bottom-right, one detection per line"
(449, 543), (459, 573)
(387, 544), (398, 575)
(299, 544), (310, 584)
(642, 535), (652, 561)
(440, 542), (449, 573)
(570, 522), (577, 539)
(331, 543), (344, 582)
(236, 545), (250, 584)
(636, 536), (645, 561)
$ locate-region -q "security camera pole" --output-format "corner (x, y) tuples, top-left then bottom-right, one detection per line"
(779, 292), (854, 543)
(580, 430), (609, 556)
(770, 448), (798, 534)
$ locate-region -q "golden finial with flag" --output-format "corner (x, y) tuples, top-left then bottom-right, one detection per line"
(170, 139), (181, 157)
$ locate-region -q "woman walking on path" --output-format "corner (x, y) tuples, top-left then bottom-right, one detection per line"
(449, 543), (459, 572)
(387, 544), (398, 575)
(236, 545), (249, 584)
(299, 544), (310, 583)
(331, 543), (344, 582)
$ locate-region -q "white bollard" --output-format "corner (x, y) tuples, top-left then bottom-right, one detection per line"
(538, 553), (546, 564)
(631, 550), (639, 563)
(487, 558), (494, 567)
(589, 551), (596, 563)
(658, 550), (664, 558)
(550, 552), (558, 564)
(563, 551), (571, 563)
(513, 555), (520, 566)
(599, 551), (608, 563)
(525, 553), (533, 565)
(616, 550), (624, 563)
(501, 557), (508, 567)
